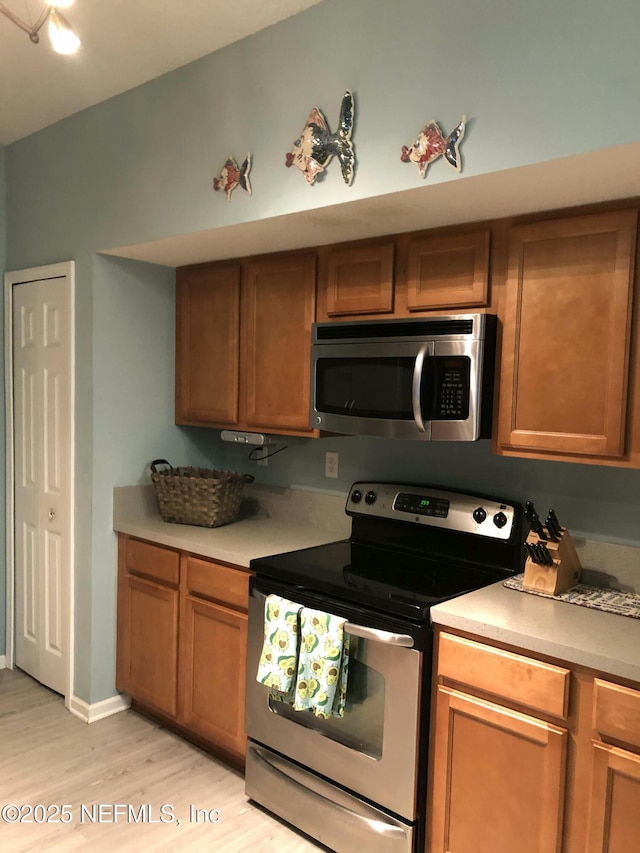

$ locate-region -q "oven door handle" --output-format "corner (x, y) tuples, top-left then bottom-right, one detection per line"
(252, 589), (415, 649)
(411, 343), (430, 433)
(344, 622), (414, 648)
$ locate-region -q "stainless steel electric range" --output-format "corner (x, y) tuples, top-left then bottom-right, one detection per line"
(245, 481), (524, 853)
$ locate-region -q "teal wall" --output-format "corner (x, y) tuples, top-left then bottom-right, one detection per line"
(215, 436), (640, 548)
(3, 0), (640, 700)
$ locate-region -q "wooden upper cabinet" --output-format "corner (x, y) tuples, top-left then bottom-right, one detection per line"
(498, 209), (638, 459)
(175, 262), (241, 426)
(323, 240), (395, 317)
(241, 252), (316, 433)
(406, 229), (490, 311)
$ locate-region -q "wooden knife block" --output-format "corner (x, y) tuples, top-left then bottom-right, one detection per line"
(522, 529), (582, 595)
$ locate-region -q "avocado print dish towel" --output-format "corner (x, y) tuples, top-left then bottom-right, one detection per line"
(293, 607), (350, 719)
(256, 596), (350, 719)
(256, 594), (302, 696)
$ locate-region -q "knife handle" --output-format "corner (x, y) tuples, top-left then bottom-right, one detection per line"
(531, 513), (547, 540)
(548, 509), (563, 537)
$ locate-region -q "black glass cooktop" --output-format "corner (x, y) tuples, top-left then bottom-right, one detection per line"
(250, 539), (513, 623)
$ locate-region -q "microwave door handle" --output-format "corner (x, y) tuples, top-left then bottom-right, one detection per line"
(412, 344), (430, 433)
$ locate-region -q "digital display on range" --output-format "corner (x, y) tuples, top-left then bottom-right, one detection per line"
(394, 493), (449, 518)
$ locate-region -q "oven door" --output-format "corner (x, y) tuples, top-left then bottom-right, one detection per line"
(245, 582), (425, 825)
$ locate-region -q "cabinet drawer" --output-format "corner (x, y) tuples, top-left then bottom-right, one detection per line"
(438, 632), (570, 719)
(593, 678), (640, 748)
(186, 556), (250, 611)
(125, 538), (180, 586)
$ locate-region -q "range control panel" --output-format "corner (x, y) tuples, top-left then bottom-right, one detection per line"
(346, 482), (516, 540)
(394, 492), (449, 518)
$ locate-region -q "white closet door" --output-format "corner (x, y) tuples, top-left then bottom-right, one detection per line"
(13, 275), (72, 695)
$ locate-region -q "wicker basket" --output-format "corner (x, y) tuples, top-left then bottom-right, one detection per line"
(150, 459), (252, 528)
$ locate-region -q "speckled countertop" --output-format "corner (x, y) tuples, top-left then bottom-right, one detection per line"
(430, 579), (640, 684)
(113, 483), (351, 569)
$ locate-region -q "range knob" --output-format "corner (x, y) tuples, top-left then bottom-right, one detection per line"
(493, 511), (508, 529)
(350, 489), (362, 504)
(472, 507), (487, 524)
(365, 490), (377, 505)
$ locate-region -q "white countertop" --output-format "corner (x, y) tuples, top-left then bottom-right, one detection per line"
(113, 513), (348, 568)
(430, 581), (640, 685)
(113, 483), (351, 569)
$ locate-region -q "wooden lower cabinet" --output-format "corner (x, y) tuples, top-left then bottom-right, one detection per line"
(587, 678), (640, 852)
(116, 535), (250, 766)
(588, 743), (640, 853)
(178, 593), (248, 759)
(430, 686), (567, 853)
(116, 536), (180, 718)
(428, 630), (640, 853)
(117, 573), (179, 718)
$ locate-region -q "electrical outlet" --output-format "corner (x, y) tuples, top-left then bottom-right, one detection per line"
(325, 451), (338, 479)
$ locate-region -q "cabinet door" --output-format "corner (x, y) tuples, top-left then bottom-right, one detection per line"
(323, 241), (394, 317)
(407, 229), (490, 311)
(587, 742), (640, 853)
(242, 252), (316, 433)
(429, 686), (567, 853)
(498, 210), (637, 458)
(178, 595), (248, 760)
(116, 574), (179, 718)
(175, 262), (241, 426)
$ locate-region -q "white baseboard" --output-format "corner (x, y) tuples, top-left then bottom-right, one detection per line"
(68, 692), (131, 724)
(0, 655), (6, 669)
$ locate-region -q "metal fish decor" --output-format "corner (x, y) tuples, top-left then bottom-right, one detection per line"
(213, 154), (252, 201)
(401, 116), (466, 179)
(286, 90), (356, 186)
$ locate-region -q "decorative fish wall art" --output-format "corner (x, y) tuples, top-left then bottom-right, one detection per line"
(286, 90), (356, 186)
(213, 154), (252, 200)
(401, 116), (466, 179)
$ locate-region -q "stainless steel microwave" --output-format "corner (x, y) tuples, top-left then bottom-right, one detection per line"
(310, 313), (496, 441)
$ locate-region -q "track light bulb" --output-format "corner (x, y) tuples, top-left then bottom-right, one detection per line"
(48, 8), (80, 54)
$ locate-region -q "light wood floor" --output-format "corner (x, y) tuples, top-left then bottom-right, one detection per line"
(0, 668), (322, 852)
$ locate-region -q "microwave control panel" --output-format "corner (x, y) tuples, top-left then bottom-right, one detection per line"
(433, 357), (470, 420)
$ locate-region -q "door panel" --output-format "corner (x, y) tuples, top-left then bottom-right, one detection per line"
(429, 686), (567, 853)
(587, 742), (640, 853)
(498, 210), (637, 458)
(13, 275), (72, 696)
(242, 252), (316, 431)
(175, 262), (241, 425)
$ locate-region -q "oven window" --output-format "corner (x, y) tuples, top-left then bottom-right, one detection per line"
(315, 357), (414, 420)
(268, 638), (385, 759)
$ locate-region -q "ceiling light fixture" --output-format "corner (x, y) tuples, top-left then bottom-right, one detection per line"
(0, 1), (80, 54)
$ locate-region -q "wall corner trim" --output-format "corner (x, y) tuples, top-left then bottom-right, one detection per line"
(68, 692), (131, 724)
